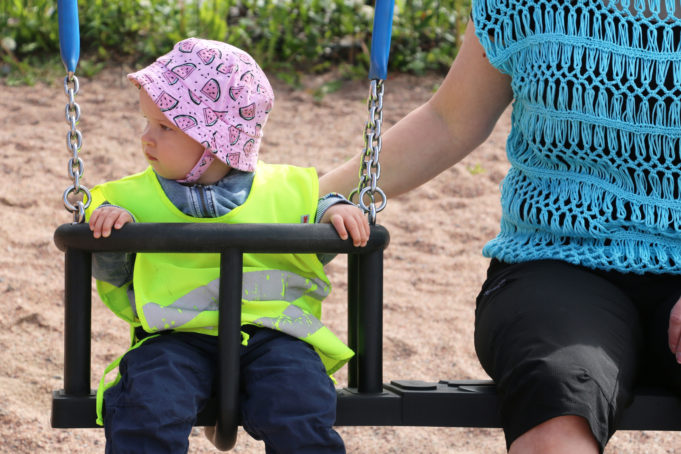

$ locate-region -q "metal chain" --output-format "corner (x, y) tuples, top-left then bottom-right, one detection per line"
(62, 73), (91, 223)
(349, 79), (387, 225)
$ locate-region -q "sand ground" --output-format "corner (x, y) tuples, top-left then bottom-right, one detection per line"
(1, 69), (679, 453)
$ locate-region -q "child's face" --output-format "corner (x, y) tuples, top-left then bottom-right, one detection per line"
(139, 90), (204, 181)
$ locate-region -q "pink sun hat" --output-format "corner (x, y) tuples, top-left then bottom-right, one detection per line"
(128, 38), (274, 182)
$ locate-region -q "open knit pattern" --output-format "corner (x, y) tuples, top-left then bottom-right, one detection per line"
(473, 0), (681, 274)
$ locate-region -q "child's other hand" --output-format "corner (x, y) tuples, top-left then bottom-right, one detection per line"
(89, 206), (133, 238)
(321, 204), (370, 247)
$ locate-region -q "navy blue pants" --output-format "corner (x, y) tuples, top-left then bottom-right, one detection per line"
(103, 327), (345, 454)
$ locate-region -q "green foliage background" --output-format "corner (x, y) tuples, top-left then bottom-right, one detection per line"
(1, 0), (471, 84)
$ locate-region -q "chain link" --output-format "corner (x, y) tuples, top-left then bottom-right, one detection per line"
(62, 73), (91, 223)
(349, 79), (387, 225)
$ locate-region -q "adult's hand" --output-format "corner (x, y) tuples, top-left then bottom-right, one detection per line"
(668, 296), (681, 363)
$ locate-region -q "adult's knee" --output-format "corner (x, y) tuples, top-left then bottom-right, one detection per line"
(509, 415), (599, 454)
(499, 346), (623, 450)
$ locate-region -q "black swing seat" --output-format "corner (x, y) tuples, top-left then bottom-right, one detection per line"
(52, 223), (681, 450)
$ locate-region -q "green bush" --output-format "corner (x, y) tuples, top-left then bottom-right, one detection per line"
(1, 0), (470, 82)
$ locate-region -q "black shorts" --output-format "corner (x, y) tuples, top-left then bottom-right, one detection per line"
(474, 259), (681, 452)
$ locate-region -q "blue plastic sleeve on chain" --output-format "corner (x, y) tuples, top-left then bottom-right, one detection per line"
(368, 0), (395, 80)
(58, 0), (80, 73)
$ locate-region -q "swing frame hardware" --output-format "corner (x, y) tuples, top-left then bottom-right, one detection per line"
(51, 223), (681, 449)
(349, 0), (393, 225)
(351, 78), (388, 225)
(62, 73), (91, 223)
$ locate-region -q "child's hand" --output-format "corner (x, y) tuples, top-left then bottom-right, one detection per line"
(89, 206), (133, 239)
(321, 204), (370, 247)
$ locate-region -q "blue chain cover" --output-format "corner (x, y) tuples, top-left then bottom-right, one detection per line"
(58, 0), (80, 72)
(368, 0), (394, 80)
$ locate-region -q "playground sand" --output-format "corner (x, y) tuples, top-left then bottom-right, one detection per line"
(1, 69), (679, 454)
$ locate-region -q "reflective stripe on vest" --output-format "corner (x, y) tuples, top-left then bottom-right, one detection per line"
(252, 304), (324, 338)
(141, 270), (330, 333)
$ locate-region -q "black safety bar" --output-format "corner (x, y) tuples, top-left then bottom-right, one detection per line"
(52, 223), (389, 450)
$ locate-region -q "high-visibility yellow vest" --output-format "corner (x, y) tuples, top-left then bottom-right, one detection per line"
(85, 162), (354, 374)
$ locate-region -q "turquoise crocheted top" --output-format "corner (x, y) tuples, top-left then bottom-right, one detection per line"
(473, 0), (681, 274)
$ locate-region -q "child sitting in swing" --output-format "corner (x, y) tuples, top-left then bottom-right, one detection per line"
(86, 37), (369, 454)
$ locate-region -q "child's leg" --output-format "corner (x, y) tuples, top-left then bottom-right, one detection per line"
(104, 332), (217, 454)
(239, 327), (345, 454)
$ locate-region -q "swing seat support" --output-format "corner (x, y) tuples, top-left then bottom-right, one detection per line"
(51, 223), (681, 450)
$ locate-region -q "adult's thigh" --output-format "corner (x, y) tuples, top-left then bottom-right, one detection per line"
(474, 260), (642, 450)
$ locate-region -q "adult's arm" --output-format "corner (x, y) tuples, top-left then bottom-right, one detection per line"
(320, 20), (513, 198)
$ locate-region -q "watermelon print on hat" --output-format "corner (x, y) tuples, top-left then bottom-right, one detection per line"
(127, 37), (274, 182)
